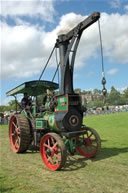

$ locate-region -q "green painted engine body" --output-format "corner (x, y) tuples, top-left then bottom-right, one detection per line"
(35, 95), (69, 132)
(36, 113), (58, 131)
(35, 94), (83, 132)
(21, 94), (83, 132)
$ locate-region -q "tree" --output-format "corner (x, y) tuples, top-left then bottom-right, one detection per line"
(106, 86), (121, 105)
(82, 90), (92, 94)
(123, 88), (128, 98)
(74, 88), (81, 93)
(8, 100), (21, 111)
(93, 89), (102, 95)
(121, 88), (128, 104)
(0, 105), (8, 112)
(87, 100), (104, 108)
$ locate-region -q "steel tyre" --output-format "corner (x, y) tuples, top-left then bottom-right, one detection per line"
(76, 127), (101, 158)
(9, 114), (31, 153)
(40, 133), (67, 171)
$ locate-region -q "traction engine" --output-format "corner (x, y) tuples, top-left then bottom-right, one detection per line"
(7, 12), (102, 170)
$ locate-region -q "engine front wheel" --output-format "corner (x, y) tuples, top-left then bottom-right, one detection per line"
(40, 133), (67, 171)
(76, 127), (101, 158)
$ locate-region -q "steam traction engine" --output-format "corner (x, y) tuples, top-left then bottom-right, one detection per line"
(7, 12), (101, 170)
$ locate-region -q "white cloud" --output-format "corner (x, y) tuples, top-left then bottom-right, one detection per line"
(56, 13), (85, 35)
(0, 0), (55, 22)
(100, 13), (128, 64)
(1, 12), (128, 81)
(107, 68), (119, 75)
(1, 22), (49, 80)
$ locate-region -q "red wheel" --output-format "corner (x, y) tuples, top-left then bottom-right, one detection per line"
(9, 115), (31, 153)
(76, 127), (101, 158)
(40, 133), (67, 171)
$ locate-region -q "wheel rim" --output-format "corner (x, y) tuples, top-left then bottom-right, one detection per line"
(40, 134), (62, 170)
(9, 116), (20, 152)
(76, 128), (100, 158)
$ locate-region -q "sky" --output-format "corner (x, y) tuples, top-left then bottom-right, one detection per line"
(0, 0), (128, 105)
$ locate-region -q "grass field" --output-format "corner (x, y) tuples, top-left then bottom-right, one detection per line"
(0, 112), (128, 193)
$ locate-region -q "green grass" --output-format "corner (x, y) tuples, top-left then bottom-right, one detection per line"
(0, 112), (128, 193)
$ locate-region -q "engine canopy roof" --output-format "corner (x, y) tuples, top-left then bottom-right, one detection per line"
(6, 80), (59, 96)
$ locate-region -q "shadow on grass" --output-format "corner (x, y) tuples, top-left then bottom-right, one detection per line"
(19, 146), (128, 171)
(92, 147), (128, 161)
(62, 155), (88, 171)
(62, 147), (128, 171)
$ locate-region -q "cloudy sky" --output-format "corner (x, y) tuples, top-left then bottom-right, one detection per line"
(0, 0), (128, 105)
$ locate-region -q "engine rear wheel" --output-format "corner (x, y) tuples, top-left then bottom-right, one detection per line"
(40, 133), (67, 171)
(9, 114), (31, 153)
(76, 127), (101, 158)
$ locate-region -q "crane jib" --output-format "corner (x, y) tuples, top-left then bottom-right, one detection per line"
(56, 12), (100, 95)
(57, 12), (100, 43)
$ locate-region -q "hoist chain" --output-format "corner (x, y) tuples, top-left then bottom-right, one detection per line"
(98, 19), (107, 103)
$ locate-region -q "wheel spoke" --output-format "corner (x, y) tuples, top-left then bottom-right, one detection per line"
(55, 153), (61, 160)
(53, 142), (58, 149)
(15, 128), (20, 134)
(12, 121), (17, 129)
(51, 137), (55, 146)
(76, 127), (101, 158)
(48, 156), (54, 164)
(56, 158), (58, 165)
(89, 133), (93, 138)
(40, 133), (67, 170)
(54, 154), (61, 165)
(12, 121), (20, 134)
(44, 143), (50, 148)
(86, 130), (89, 137)
(15, 138), (19, 148)
(81, 141), (89, 153)
(48, 139), (50, 147)
(9, 115), (31, 153)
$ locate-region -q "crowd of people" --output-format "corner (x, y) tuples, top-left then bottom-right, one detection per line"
(85, 105), (128, 116)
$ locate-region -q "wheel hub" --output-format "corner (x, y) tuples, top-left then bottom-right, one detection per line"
(46, 148), (52, 156)
(13, 130), (17, 136)
(69, 115), (79, 127)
